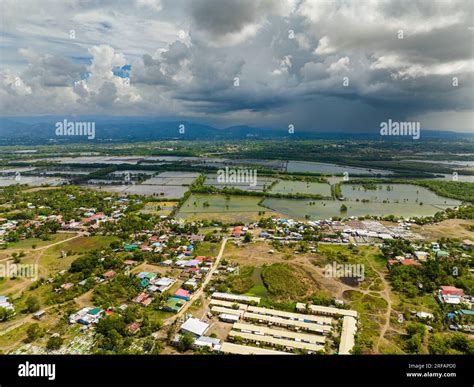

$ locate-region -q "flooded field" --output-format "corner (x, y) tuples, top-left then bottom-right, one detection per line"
(203, 174), (276, 192)
(270, 180), (332, 196)
(142, 171), (199, 186)
(88, 171), (199, 198)
(176, 194), (274, 222)
(0, 176), (65, 186)
(285, 161), (392, 175)
(262, 198), (457, 220)
(88, 183), (189, 198)
(341, 184), (460, 205)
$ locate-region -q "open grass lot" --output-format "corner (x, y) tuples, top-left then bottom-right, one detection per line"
(0, 232), (73, 254)
(411, 219), (474, 240)
(223, 240), (397, 353)
(140, 201), (178, 216)
(0, 322), (31, 353)
(194, 241), (220, 257)
(39, 235), (119, 272)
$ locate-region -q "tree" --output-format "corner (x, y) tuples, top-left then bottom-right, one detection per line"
(26, 296), (40, 313)
(26, 323), (43, 343)
(177, 333), (195, 352)
(0, 307), (14, 322)
(340, 204), (348, 213)
(243, 232), (253, 243)
(47, 336), (63, 350)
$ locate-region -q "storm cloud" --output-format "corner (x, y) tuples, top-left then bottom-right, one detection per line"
(0, 0), (472, 132)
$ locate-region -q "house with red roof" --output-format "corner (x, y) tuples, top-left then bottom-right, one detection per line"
(82, 212), (106, 224)
(103, 270), (116, 279)
(233, 226), (243, 237)
(400, 259), (421, 266)
(439, 286), (465, 304)
(174, 289), (192, 300)
(127, 322), (141, 334)
(440, 286), (464, 297)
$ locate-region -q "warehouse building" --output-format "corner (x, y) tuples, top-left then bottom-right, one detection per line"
(232, 322), (326, 344)
(338, 316), (358, 354)
(220, 342), (290, 355)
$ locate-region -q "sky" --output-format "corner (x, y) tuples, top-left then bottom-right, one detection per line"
(0, 0), (473, 133)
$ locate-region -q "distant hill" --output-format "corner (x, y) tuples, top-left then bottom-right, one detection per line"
(0, 116), (472, 145)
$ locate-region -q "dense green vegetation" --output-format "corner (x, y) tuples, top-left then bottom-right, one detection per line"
(261, 263), (310, 300)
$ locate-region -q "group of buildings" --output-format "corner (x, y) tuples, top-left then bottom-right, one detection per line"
(174, 292), (359, 355)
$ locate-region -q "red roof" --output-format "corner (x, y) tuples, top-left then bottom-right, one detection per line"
(400, 259), (421, 266)
(440, 286), (464, 296)
(103, 270), (116, 278)
(175, 289), (191, 298)
(82, 212), (105, 223)
(127, 322), (141, 333)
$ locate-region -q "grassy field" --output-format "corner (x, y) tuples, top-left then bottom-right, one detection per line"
(1, 232), (73, 252)
(39, 235), (119, 272)
(411, 219), (474, 240)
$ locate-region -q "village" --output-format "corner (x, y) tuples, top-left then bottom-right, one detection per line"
(0, 185), (472, 356)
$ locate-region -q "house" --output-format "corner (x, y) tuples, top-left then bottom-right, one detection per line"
(33, 310), (46, 320)
(219, 313), (239, 323)
(414, 251), (429, 261)
(123, 260), (137, 266)
(194, 336), (221, 351)
(0, 296), (14, 311)
(387, 259), (399, 269)
(103, 270), (116, 279)
(133, 292), (151, 306)
(185, 260), (200, 268)
(436, 250), (450, 259)
(61, 282), (74, 291)
(400, 259), (421, 266)
(70, 307), (103, 326)
(439, 286), (465, 304)
(440, 286), (465, 297)
(124, 244), (139, 252)
(415, 311), (434, 320)
(82, 212), (106, 224)
(180, 317), (209, 337)
(232, 226), (243, 237)
(174, 289), (192, 300)
(127, 322), (141, 334)
(461, 240), (474, 250)
(164, 297), (186, 313)
(184, 279), (198, 290)
(155, 277), (176, 292)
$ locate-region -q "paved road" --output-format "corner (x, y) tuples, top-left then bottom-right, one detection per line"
(164, 237), (228, 326)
